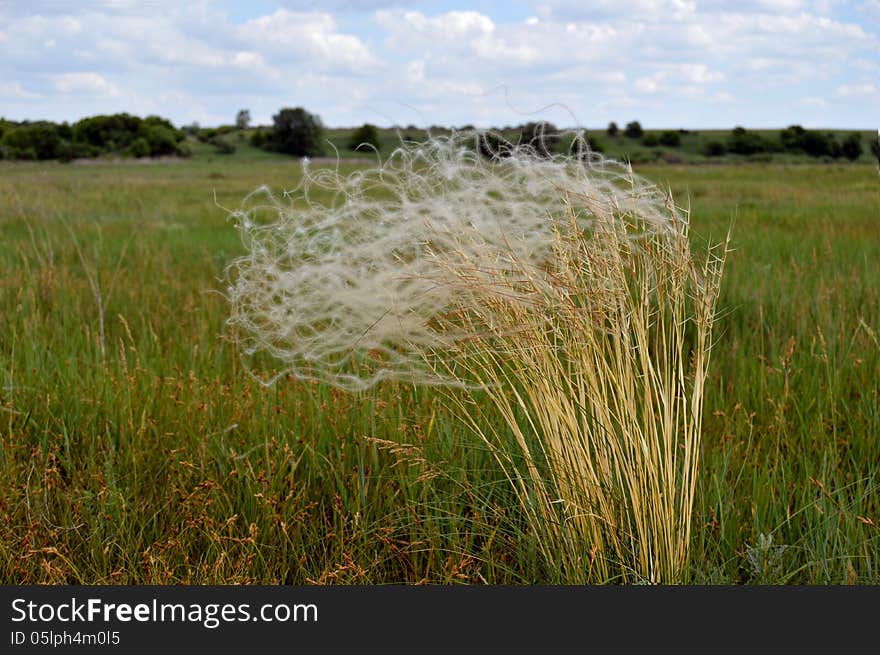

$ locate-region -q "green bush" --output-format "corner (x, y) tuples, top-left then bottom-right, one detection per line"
(587, 135), (604, 153)
(197, 128), (216, 143)
(127, 137), (151, 158)
(779, 125), (807, 151)
(728, 127), (769, 155)
(659, 130), (681, 147)
(348, 123), (381, 152)
(627, 148), (661, 164)
(1, 123), (64, 160)
(73, 113), (142, 150)
(703, 141), (727, 157)
(804, 131), (840, 158)
(624, 121), (644, 139)
(518, 121), (559, 157)
(176, 141), (192, 158)
(12, 146), (37, 160)
(840, 132), (862, 161)
(265, 107), (324, 157)
(140, 124), (181, 156)
(477, 132), (514, 159)
(210, 136), (236, 155)
(642, 133), (659, 147)
(70, 113), (186, 157)
(780, 125), (844, 159)
(249, 130), (267, 148)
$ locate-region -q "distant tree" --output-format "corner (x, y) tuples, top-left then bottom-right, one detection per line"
(659, 130), (681, 147)
(140, 124), (181, 156)
(586, 134), (604, 153)
(249, 130), (267, 148)
(73, 113), (142, 151)
(624, 121), (643, 139)
(266, 107), (324, 157)
(642, 133), (659, 147)
(127, 137), (151, 158)
(348, 123), (381, 152)
(727, 126), (769, 155)
(779, 125), (807, 151)
(143, 115), (178, 132)
(825, 133), (843, 159)
(211, 136), (236, 155)
(871, 135), (880, 164)
(477, 132), (514, 159)
(1, 122), (64, 160)
(703, 140), (727, 157)
(236, 109), (251, 130)
(801, 131), (836, 158)
(518, 121), (559, 157)
(781, 125), (845, 159)
(183, 122), (200, 137)
(606, 121), (619, 137)
(70, 113), (186, 157)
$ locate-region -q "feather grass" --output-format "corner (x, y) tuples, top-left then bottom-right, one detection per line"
(226, 132), (728, 582)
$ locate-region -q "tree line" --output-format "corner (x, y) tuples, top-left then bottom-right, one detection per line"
(251, 110), (875, 163)
(603, 120), (868, 160)
(0, 114), (190, 161)
(3, 108), (877, 164)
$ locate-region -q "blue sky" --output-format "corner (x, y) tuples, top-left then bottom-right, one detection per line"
(1, 0), (878, 128)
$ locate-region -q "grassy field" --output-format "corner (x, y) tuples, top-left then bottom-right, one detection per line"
(1, 157), (878, 584)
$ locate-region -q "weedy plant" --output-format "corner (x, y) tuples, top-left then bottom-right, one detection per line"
(225, 131), (728, 583)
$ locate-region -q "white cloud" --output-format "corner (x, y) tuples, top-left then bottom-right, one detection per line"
(0, 81), (40, 99)
(54, 72), (118, 96)
(677, 63), (723, 84)
(0, 1), (877, 127)
(836, 83), (878, 96)
(801, 96), (828, 107)
(406, 59), (425, 83)
(859, 0), (880, 22)
(376, 9), (495, 52)
(238, 10), (380, 73)
(632, 64), (721, 95)
(635, 74), (662, 94)
(531, 0), (697, 22)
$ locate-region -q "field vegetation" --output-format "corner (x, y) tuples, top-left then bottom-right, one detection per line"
(0, 154), (877, 584)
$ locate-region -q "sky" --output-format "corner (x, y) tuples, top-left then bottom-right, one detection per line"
(0, 0), (878, 129)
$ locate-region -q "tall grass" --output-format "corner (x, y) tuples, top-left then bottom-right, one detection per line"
(227, 135), (727, 582)
(433, 191), (726, 583)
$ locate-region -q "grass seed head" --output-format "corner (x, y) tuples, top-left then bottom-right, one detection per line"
(225, 130), (682, 390)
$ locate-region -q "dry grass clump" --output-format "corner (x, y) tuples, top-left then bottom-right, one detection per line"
(226, 132), (727, 583)
(431, 189), (726, 583)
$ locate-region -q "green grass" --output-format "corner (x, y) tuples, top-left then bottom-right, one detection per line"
(0, 158), (877, 584)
